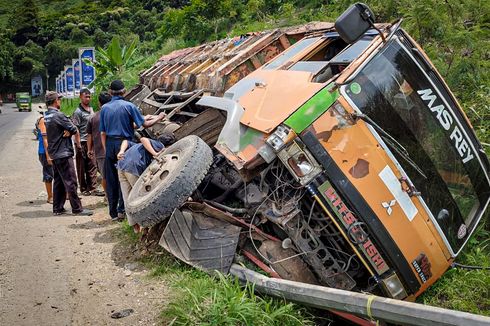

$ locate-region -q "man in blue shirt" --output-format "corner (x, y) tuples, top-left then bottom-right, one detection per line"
(99, 80), (165, 221)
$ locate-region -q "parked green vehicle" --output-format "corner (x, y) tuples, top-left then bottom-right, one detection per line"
(16, 92), (32, 112)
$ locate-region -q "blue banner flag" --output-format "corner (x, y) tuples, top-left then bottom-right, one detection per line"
(65, 66), (74, 98)
(73, 59), (81, 95)
(61, 72), (66, 95)
(79, 47), (96, 89)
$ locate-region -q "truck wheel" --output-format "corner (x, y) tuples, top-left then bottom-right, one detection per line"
(126, 135), (213, 228)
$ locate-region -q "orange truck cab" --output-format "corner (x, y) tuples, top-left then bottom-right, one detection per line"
(196, 3), (490, 300)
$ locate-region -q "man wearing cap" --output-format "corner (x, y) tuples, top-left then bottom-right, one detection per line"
(44, 91), (93, 216)
(100, 80), (165, 221)
(72, 88), (101, 196)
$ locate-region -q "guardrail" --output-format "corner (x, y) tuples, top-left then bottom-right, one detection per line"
(230, 264), (490, 326)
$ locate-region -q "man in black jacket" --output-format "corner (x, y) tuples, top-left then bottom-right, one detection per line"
(44, 91), (93, 216)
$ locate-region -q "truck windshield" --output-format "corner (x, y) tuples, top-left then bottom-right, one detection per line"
(343, 37), (490, 252)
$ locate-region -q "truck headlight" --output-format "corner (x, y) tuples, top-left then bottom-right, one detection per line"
(288, 153), (313, 177)
(381, 273), (408, 300)
(277, 140), (322, 185)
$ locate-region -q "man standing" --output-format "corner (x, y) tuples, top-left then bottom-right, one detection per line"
(87, 92), (112, 194)
(44, 91), (92, 216)
(72, 88), (100, 196)
(100, 80), (165, 221)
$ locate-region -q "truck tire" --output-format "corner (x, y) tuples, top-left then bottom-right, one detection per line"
(126, 135), (213, 228)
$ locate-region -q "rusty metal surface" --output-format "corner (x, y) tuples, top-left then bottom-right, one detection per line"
(140, 22), (337, 96)
(258, 240), (319, 284)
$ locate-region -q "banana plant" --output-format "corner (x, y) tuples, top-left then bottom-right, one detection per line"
(84, 36), (143, 93)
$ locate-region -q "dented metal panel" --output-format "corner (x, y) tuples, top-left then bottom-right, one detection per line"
(238, 69), (324, 133)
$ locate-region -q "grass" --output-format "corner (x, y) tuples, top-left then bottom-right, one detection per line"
(417, 222), (490, 315)
(116, 217), (490, 323)
(163, 274), (314, 326)
(115, 221), (316, 325)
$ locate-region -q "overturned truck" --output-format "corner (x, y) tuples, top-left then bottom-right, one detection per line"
(126, 2), (490, 309)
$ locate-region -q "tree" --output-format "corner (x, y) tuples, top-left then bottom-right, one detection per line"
(43, 39), (78, 83)
(0, 33), (15, 80)
(9, 0), (40, 45)
(86, 36), (142, 93)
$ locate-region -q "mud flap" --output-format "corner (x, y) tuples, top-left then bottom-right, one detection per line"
(159, 208), (241, 274)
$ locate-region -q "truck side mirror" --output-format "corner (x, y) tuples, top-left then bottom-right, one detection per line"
(334, 3), (376, 44)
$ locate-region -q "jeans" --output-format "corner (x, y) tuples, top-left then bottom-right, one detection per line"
(38, 153), (54, 182)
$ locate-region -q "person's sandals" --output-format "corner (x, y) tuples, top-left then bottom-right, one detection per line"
(82, 191), (91, 196)
(47, 198), (53, 204)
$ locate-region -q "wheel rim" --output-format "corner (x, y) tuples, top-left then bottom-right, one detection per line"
(137, 148), (182, 198)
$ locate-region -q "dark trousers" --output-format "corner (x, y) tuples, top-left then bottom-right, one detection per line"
(52, 157), (83, 213)
(75, 141), (98, 192)
(105, 138), (126, 218)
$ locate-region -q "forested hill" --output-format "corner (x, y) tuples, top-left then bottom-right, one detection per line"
(0, 0), (488, 146)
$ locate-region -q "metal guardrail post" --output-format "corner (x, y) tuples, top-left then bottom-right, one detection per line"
(229, 264), (490, 326)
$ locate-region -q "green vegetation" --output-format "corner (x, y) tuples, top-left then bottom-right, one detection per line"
(163, 274), (313, 325)
(116, 221), (315, 325)
(87, 36), (142, 94)
(419, 222), (490, 315)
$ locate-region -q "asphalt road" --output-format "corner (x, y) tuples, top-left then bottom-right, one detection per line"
(0, 103), (39, 153)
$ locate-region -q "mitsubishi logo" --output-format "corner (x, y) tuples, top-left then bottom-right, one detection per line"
(382, 200), (396, 215)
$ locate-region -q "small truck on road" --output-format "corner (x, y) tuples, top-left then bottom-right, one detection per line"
(15, 92), (32, 112)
